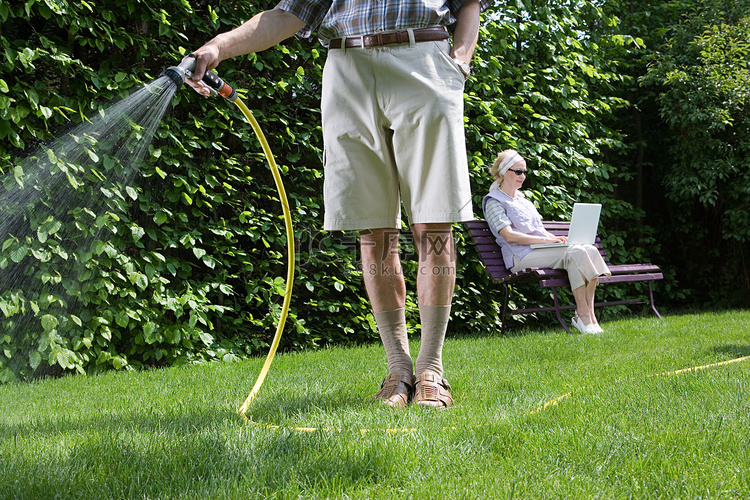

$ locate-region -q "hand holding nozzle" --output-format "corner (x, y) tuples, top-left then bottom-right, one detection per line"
(162, 52), (237, 101)
(184, 75), (215, 98)
(173, 55), (212, 97)
(182, 50), (216, 98)
(187, 46), (219, 83)
(190, 52), (237, 102)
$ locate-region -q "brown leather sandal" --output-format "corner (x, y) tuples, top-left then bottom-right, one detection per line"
(413, 370), (453, 409)
(372, 371), (415, 408)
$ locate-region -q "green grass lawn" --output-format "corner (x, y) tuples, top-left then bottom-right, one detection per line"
(2, 310), (749, 499)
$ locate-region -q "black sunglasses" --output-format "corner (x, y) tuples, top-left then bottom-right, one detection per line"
(508, 168), (530, 176)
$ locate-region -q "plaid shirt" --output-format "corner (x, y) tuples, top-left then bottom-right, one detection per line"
(275, 0), (492, 44)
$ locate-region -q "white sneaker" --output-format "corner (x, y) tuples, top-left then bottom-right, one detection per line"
(572, 316), (600, 334)
(571, 316), (585, 333)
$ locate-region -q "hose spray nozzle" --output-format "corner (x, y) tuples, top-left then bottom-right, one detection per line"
(160, 54), (237, 102)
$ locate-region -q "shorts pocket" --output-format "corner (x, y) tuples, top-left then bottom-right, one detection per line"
(432, 41), (466, 81)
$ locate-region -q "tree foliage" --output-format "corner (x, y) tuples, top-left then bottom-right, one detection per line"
(604, 0), (750, 306)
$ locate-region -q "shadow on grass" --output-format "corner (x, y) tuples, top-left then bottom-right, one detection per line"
(713, 343), (750, 359)
(240, 388), (375, 428)
(2, 389), (405, 498)
(1, 404), (243, 439)
(2, 384), (369, 439)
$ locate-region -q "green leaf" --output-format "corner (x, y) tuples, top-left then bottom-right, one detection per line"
(144, 322), (159, 344)
(154, 212), (168, 226)
(29, 351), (42, 371)
(130, 225), (145, 242)
(86, 148), (99, 163)
(144, 321), (157, 336)
(132, 273), (148, 290)
(115, 310), (130, 328)
(13, 165), (24, 188)
(41, 315), (59, 332)
(39, 106), (52, 120)
(54, 349), (76, 370)
(10, 245), (28, 263)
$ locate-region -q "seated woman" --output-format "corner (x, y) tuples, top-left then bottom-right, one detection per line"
(482, 149), (611, 334)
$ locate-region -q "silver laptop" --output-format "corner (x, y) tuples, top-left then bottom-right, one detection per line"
(530, 203), (602, 249)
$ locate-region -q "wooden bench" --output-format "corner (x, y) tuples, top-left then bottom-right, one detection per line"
(463, 219), (663, 334)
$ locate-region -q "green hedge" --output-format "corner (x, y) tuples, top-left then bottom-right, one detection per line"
(1, 0), (668, 382)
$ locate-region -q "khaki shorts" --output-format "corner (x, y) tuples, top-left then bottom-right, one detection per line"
(321, 38), (474, 231)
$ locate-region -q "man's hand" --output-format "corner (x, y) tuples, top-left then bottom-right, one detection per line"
(189, 44), (222, 89)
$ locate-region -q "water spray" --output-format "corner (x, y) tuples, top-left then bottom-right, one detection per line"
(163, 55), (295, 420)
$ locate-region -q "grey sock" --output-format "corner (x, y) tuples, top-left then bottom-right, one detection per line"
(374, 308), (413, 375)
(415, 304), (451, 377)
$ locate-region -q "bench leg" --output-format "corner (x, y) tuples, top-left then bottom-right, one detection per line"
(552, 286), (572, 334)
(648, 282), (662, 319)
(501, 284), (511, 335)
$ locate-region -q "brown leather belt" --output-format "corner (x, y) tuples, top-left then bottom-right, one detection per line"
(328, 26), (449, 49)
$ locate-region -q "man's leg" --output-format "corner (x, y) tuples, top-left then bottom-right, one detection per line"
(412, 223), (456, 409)
(360, 228), (414, 407)
(360, 228), (406, 314)
(412, 223), (455, 376)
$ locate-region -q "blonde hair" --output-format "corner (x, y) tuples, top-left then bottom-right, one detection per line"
(490, 149), (522, 184)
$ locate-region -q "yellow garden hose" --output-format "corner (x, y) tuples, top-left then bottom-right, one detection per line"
(161, 57), (295, 422)
(530, 354), (750, 415)
(232, 97), (295, 421)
